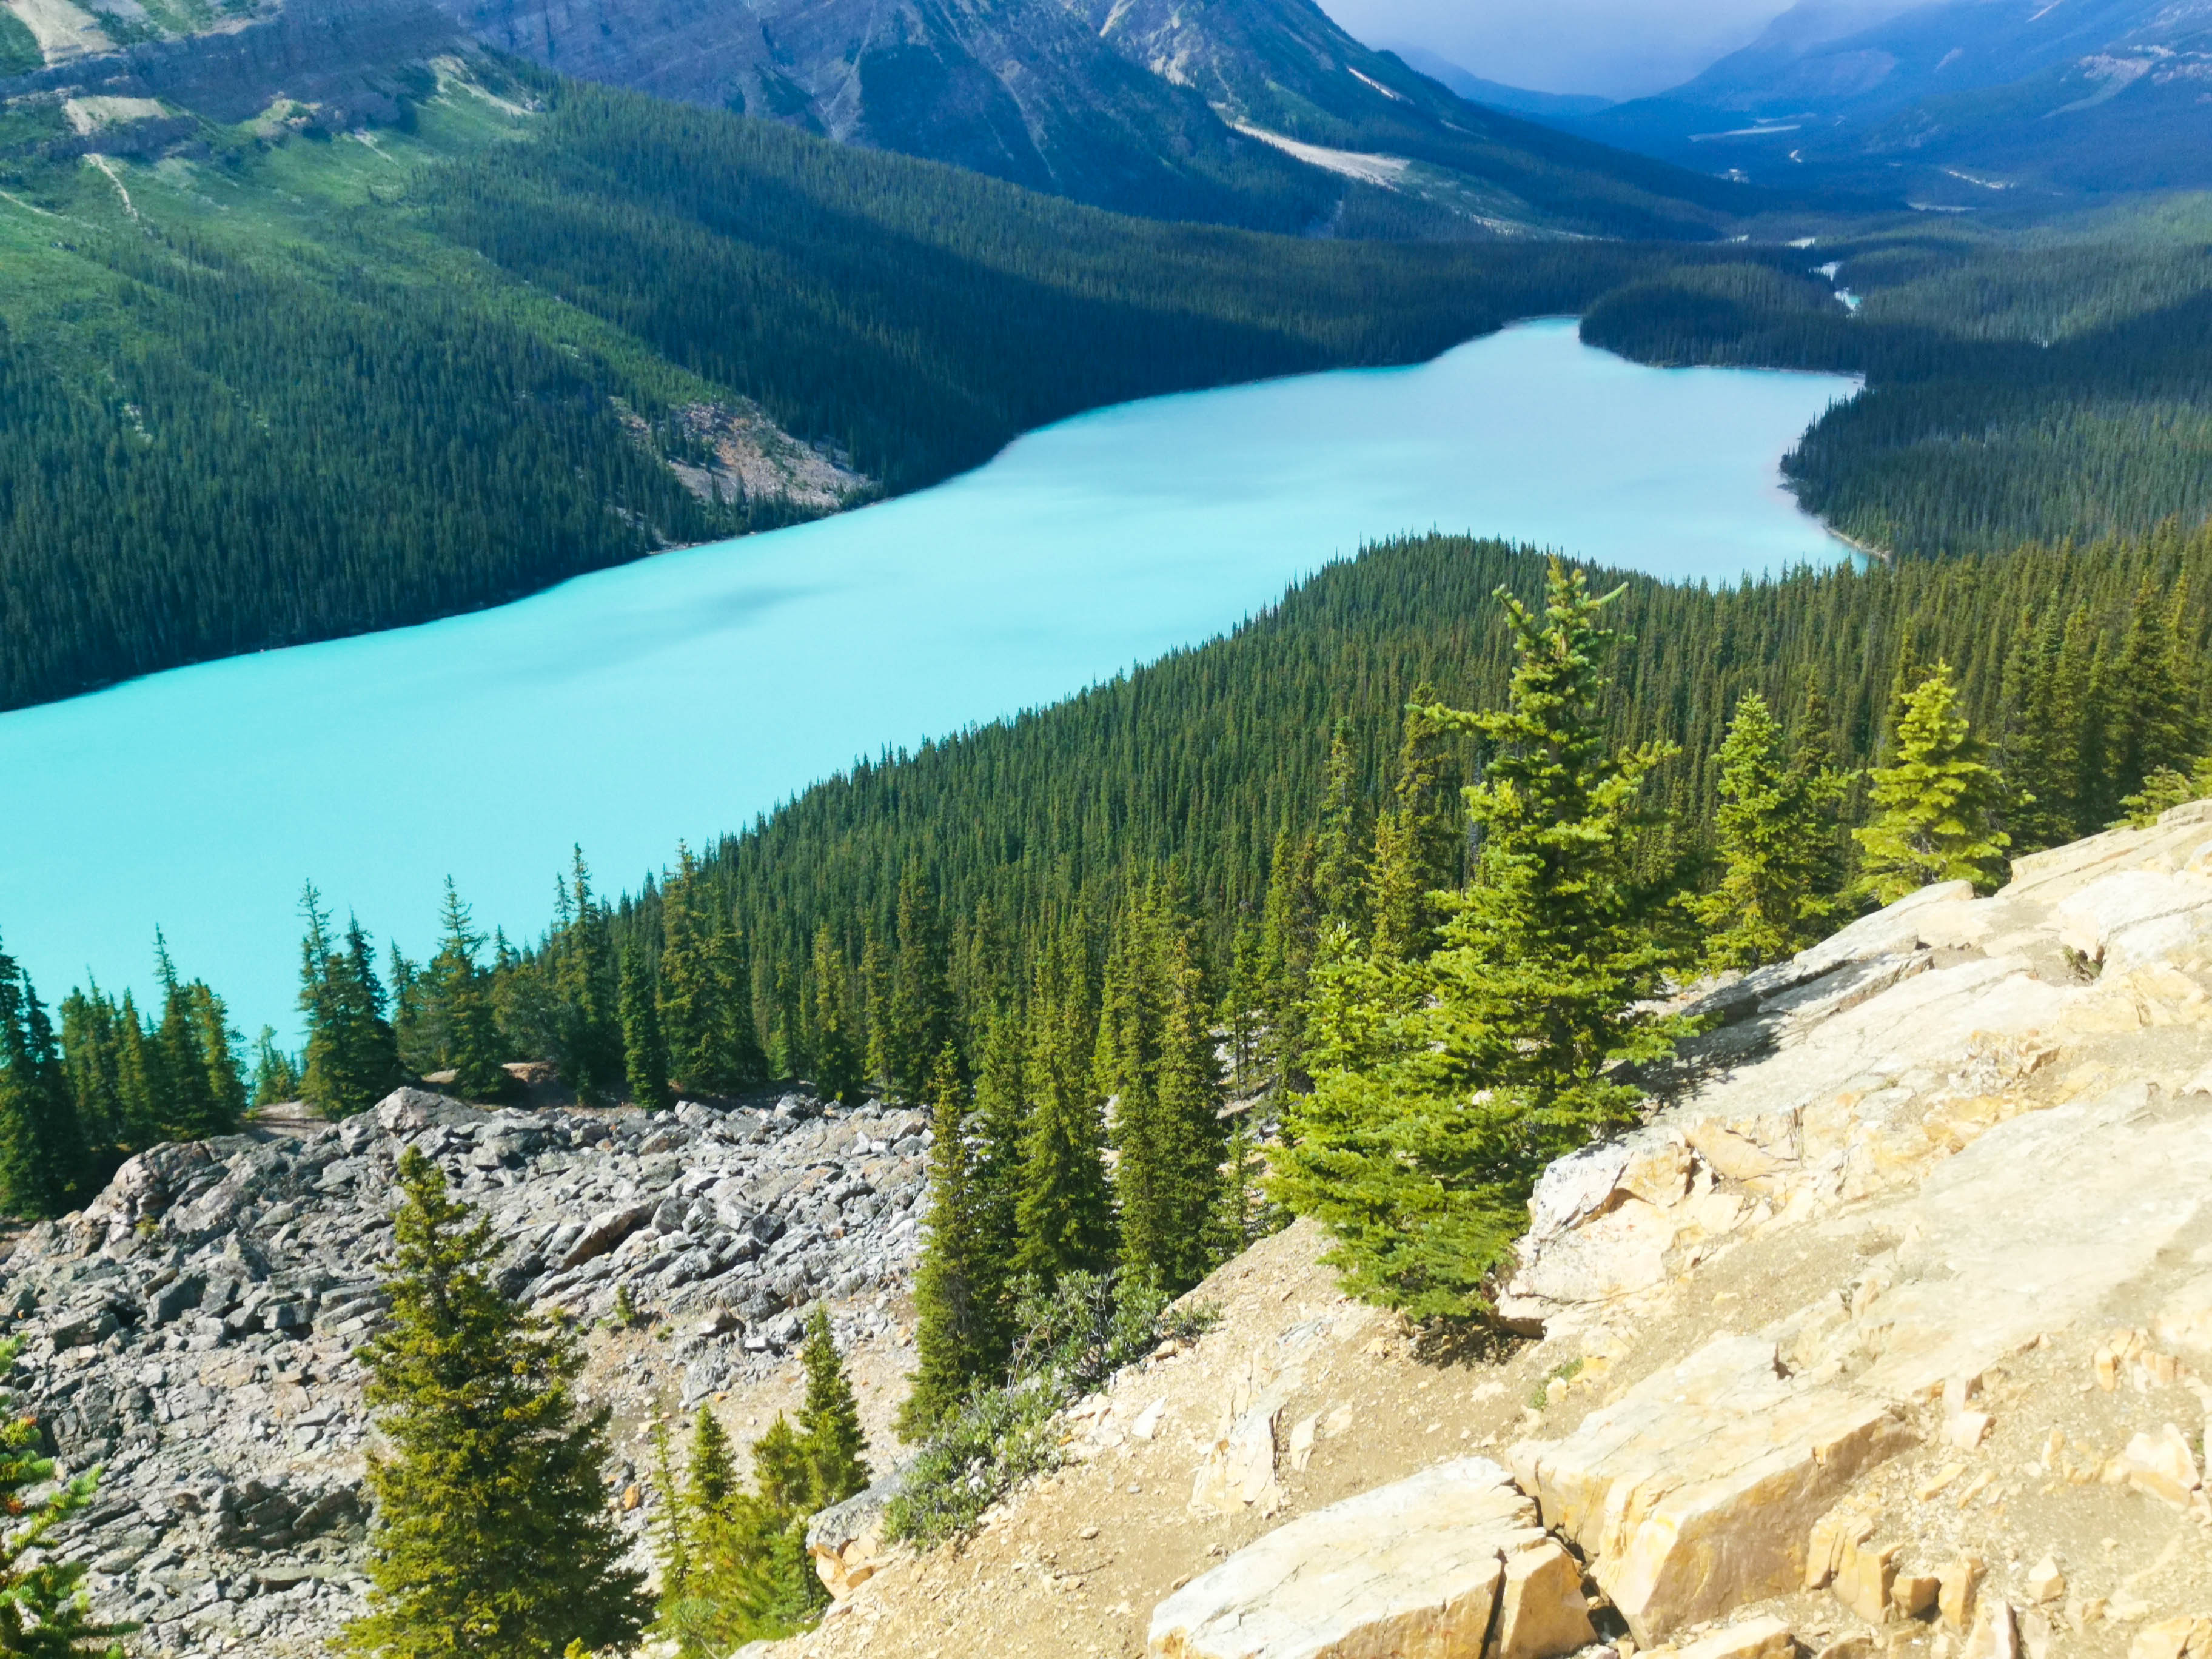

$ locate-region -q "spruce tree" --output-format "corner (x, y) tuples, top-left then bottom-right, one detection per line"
(967, 1002), (1026, 1343)
(552, 851), (623, 1101)
(1013, 937), (1113, 1290)
(858, 925), (891, 1090)
(618, 945), (671, 1111)
(2110, 575), (2202, 807)
(804, 927), (862, 1104)
(1854, 662), (2012, 903)
(150, 936), (222, 1140)
(1277, 560), (1680, 1319)
(426, 882), (511, 1101)
(1147, 927), (1227, 1290)
(711, 916), (769, 1092)
(900, 1047), (994, 1438)
(657, 846), (725, 1098)
(250, 1027), (304, 1110)
(298, 887), (402, 1119)
(796, 1306), (869, 1506)
(688, 1407), (737, 1515)
(1690, 691), (1851, 970)
(188, 982), (249, 1131)
(0, 1336), (129, 1656)
(0, 948), (89, 1221)
(1257, 831), (1318, 1085)
(58, 987), (129, 1159)
(1313, 722), (1368, 931)
(888, 865), (955, 1102)
(346, 1148), (648, 1659)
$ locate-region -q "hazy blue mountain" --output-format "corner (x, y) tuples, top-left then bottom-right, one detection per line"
(1341, 40), (1617, 119)
(1564, 0), (2212, 198)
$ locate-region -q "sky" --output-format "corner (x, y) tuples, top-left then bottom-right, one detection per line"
(1315, 0), (1801, 98)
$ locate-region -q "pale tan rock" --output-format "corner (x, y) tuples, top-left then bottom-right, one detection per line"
(1806, 1509), (1876, 1590)
(1510, 1334), (1914, 1643)
(1684, 1119), (1789, 1182)
(1494, 1537), (1599, 1659)
(1815, 1638), (1875, 1659)
(1964, 1601), (2019, 1659)
(2119, 1424), (2202, 1509)
(1937, 1555), (1985, 1632)
(1669, 1615), (1795, 1659)
(1620, 1142), (1695, 1207)
(1895, 1572), (1941, 1620)
(1835, 1537), (1900, 1624)
(1285, 1413), (1318, 1472)
(2025, 1557), (2065, 1604)
(2130, 1617), (2207, 1659)
(1147, 1459), (1574, 1659)
(1945, 1410), (1992, 1449)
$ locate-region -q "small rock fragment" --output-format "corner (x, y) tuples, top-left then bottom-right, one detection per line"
(2025, 1557), (2065, 1604)
(1670, 1615), (1795, 1659)
(1894, 1572), (1941, 1620)
(1964, 1600), (2019, 1659)
(1946, 1410), (1994, 1449)
(1939, 1556), (1987, 1634)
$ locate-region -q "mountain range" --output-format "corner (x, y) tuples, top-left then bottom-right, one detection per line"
(1560, 0), (2212, 199)
(0, 0), (1772, 239)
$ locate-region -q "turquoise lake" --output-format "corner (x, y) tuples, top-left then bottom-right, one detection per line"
(0, 319), (1858, 1038)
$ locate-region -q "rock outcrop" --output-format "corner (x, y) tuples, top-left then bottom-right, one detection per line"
(1, 1087), (928, 1655)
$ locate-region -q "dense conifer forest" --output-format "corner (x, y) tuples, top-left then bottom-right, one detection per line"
(0, 69), (1690, 713)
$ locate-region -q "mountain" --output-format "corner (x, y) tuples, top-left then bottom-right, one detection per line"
(1567, 0), (2212, 198)
(1374, 41), (1616, 121)
(416, 0), (1764, 236)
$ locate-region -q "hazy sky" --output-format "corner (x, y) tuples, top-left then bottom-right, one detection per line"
(1316, 0), (1800, 97)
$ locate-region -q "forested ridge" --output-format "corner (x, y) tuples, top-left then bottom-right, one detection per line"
(1583, 203), (2212, 556)
(0, 67), (1698, 712)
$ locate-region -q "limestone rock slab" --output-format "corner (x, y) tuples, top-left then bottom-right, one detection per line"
(1148, 1458), (1591, 1659)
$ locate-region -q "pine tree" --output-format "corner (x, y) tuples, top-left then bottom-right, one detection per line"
(888, 865), (955, 1102)
(1256, 831), (1318, 1085)
(688, 1407), (737, 1517)
(425, 882), (511, 1101)
(804, 927), (862, 1104)
(150, 936), (221, 1139)
(2110, 575), (2202, 806)
(796, 1306), (870, 1507)
(1690, 691), (1851, 970)
(1013, 937), (1113, 1291)
(1368, 688), (1464, 961)
(967, 1000), (1026, 1342)
(658, 846), (726, 1098)
(552, 851), (623, 1101)
(346, 1148), (648, 1659)
(898, 1047), (994, 1438)
(57, 986), (129, 1159)
(250, 1027), (304, 1110)
(858, 925), (891, 1090)
(711, 916), (769, 1092)
(1854, 662), (2012, 903)
(298, 886), (402, 1119)
(0, 947), (89, 1221)
(1313, 722), (1368, 931)
(0, 1336), (130, 1656)
(189, 982), (249, 1131)
(618, 945), (671, 1111)
(1277, 560), (1681, 1319)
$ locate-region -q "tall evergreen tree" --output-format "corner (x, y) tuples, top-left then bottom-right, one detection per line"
(0, 947), (88, 1221)
(298, 886), (403, 1119)
(188, 981), (249, 1131)
(150, 936), (223, 1140)
(688, 1407), (737, 1517)
(803, 927), (861, 1104)
(345, 1148), (648, 1659)
(796, 1306), (870, 1508)
(888, 865), (955, 1102)
(424, 882), (511, 1101)
(2109, 575), (2203, 811)
(618, 945), (671, 1111)
(711, 916), (769, 1093)
(250, 1027), (304, 1110)
(657, 846), (726, 1098)
(1256, 830), (1318, 1085)
(1278, 560), (1681, 1318)
(858, 925), (891, 1090)
(1313, 722), (1368, 931)
(898, 1047), (993, 1438)
(1013, 937), (1113, 1290)
(1854, 662), (2012, 903)
(1689, 691), (1851, 969)
(552, 851), (623, 1101)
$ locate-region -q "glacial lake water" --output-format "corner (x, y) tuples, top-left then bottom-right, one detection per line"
(0, 319), (1858, 1039)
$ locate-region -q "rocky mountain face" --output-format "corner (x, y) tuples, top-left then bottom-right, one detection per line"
(1567, 0), (2212, 197)
(1, 1087), (931, 1656)
(768, 798), (2212, 1659)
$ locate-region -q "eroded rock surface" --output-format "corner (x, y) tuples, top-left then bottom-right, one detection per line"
(1, 1087), (928, 1654)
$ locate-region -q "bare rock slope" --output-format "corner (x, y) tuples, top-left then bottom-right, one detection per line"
(1, 1087), (932, 1655)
